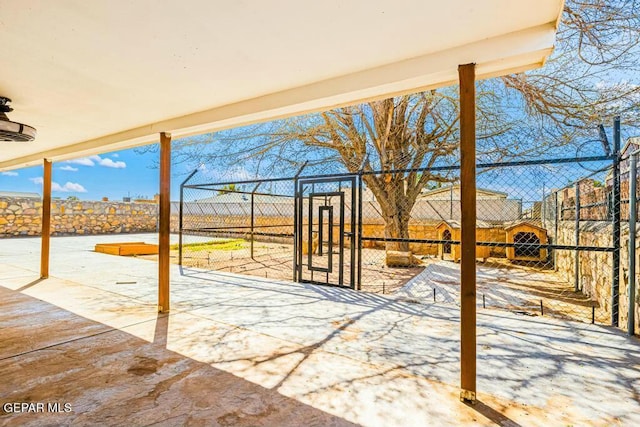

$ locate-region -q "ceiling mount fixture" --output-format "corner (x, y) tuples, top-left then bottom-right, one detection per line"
(0, 97), (36, 142)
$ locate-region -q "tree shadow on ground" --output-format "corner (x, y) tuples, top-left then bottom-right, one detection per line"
(0, 285), (357, 427)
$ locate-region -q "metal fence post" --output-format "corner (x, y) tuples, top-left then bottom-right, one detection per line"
(251, 192), (255, 258)
(542, 183), (546, 223)
(574, 181), (581, 292)
(357, 171), (364, 291)
(250, 183), (261, 260)
(628, 151), (637, 336)
(449, 184), (454, 219)
(179, 167), (199, 266)
(292, 161), (308, 282)
(293, 180), (299, 282)
(554, 191), (559, 271)
(179, 186), (184, 265)
(612, 116), (621, 326)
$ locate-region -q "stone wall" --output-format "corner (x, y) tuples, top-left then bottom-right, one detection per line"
(555, 221), (640, 333)
(0, 197), (159, 237)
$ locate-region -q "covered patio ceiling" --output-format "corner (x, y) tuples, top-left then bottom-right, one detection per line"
(0, 0), (563, 170)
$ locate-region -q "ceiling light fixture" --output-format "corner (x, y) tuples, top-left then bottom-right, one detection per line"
(0, 97), (36, 142)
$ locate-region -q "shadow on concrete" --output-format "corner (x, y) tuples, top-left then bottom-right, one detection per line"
(5, 257), (639, 426)
(15, 278), (45, 292)
(153, 312), (169, 348)
(466, 400), (524, 427)
(0, 286), (357, 427)
(175, 265), (640, 423)
(179, 265), (442, 318)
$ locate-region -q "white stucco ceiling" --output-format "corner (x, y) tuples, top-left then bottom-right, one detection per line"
(0, 0), (564, 169)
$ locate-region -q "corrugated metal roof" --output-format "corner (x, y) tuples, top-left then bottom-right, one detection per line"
(0, 190), (41, 199)
(194, 193), (293, 204)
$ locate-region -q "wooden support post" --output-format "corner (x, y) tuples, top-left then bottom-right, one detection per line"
(158, 132), (171, 313)
(458, 63), (476, 403)
(40, 159), (52, 279)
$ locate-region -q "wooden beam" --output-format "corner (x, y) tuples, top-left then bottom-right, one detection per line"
(158, 132), (171, 313)
(40, 159), (52, 279)
(458, 63), (476, 403)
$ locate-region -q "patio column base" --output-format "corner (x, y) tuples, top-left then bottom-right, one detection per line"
(460, 389), (476, 404)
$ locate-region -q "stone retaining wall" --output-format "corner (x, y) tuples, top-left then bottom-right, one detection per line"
(555, 221), (640, 333)
(0, 197), (159, 237)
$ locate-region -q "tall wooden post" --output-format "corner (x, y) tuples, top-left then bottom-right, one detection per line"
(158, 132), (171, 313)
(459, 63), (476, 403)
(40, 159), (52, 279)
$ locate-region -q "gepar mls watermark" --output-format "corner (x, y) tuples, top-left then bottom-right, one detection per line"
(3, 402), (72, 414)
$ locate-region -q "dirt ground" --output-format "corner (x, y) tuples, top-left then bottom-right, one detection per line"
(137, 238), (606, 325)
(397, 257), (609, 324)
(140, 240), (423, 294)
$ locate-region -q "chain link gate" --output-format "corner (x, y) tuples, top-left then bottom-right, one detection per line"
(294, 176), (359, 288)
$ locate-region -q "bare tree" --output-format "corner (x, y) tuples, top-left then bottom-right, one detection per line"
(501, 0), (640, 129)
(288, 95), (460, 251)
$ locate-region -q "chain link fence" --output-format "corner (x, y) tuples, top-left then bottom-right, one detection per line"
(179, 177), (297, 280)
(179, 141), (639, 334)
(389, 157), (618, 326)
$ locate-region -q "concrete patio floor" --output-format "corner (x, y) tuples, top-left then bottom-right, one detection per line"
(1, 234), (639, 426)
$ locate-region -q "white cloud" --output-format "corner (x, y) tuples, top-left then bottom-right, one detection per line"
(111, 153), (119, 158)
(89, 155), (126, 169)
(66, 155), (126, 169)
(1, 171), (18, 176)
(59, 165), (79, 172)
(54, 182), (87, 192)
(30, 176), (87, 192)
(99, 157), (126, 168)
(66, 157), (95, 166)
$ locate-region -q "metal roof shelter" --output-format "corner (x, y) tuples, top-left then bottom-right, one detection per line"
(420, 185), (509, 200)
(0, 0), (565, 403)
(0, 190), (41, 199)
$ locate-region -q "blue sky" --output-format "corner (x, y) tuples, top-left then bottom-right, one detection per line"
(0, 133), (620, 203)
(0, 146), (189, 201)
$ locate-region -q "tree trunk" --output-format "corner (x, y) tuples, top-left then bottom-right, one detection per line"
(384, 212), (410, 252)
(381, 177), (412, 253)
(362, 174), (415, 257)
